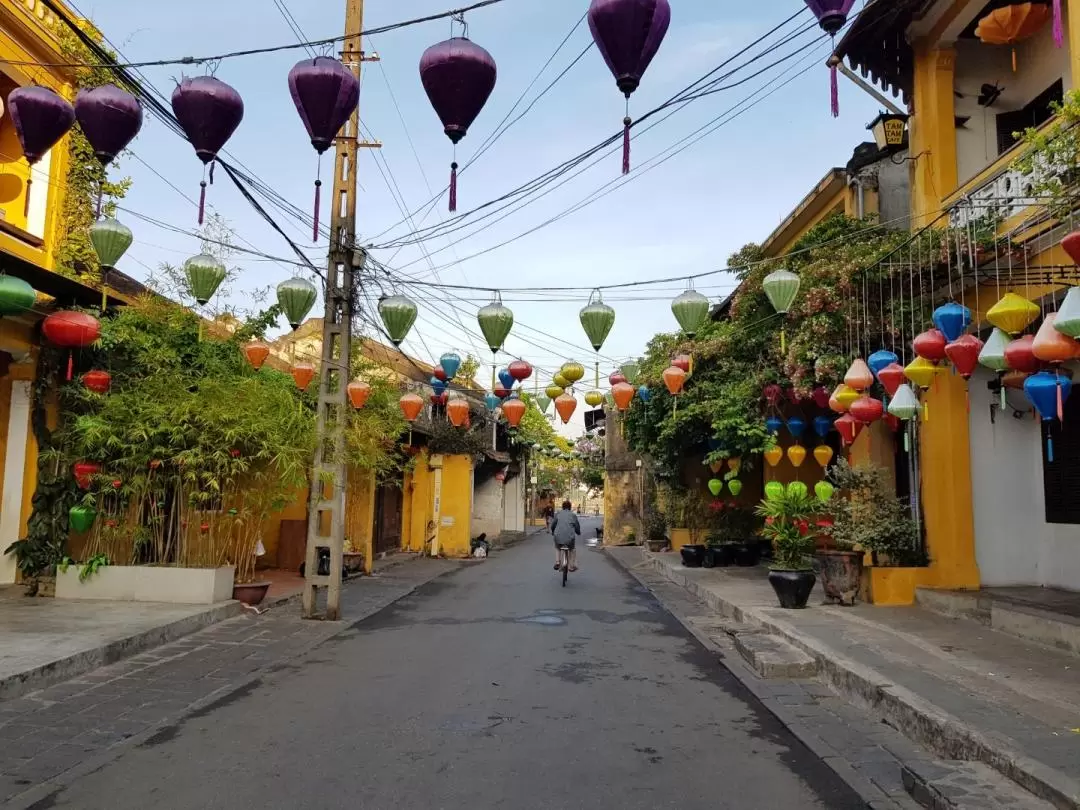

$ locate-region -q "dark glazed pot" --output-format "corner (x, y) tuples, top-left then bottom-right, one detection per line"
(816, 550), (863, 606)
(233, 581), (270, 606)
(679, 544), (707, 568)
(732, 541), (761, 567)
(767, 570), (816, 609)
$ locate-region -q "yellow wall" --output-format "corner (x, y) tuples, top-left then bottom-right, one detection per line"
(401, 451), (475, 558)
(345, 466), (376, 568)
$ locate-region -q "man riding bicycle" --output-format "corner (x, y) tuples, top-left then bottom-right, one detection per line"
(550, 500), (581, 572)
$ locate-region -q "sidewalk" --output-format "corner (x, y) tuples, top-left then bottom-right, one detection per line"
(610, 546), (1080, 809)
(0, 556), (457, 809)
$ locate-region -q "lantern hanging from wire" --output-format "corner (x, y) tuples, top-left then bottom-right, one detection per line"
(802, 0), (856, 114)
(987, 292), (1040, 335)
(867, 349), (898, 379)
(478, 291), (513, 388)
(494, 383), (512, 399)
(763, 446), (783, 467)
(419, 35), (497, 212)
(662, 365), (686, 395)
(1025, 371), (1073, 461)
(887, 383), (920, 450)
(88, 217), (133, 309)
(484, 392), (500, 412)
(850, 395), (884, 424)
(82, 369), (111, 395)
(913, 329), (948, 362)
(707, 478), (723, 497)
(728, 479), (743, 497)
(1054, 287), (1080, 337)
(786, 416), (807, 441)
(1032, 313), (1078, 421)
(979, 328), (1012, 409)
(612, 381), (635, 411)
(502, 397), (525, 427)
(809, 385), (830, 409)
(671, 285), (709, 339)
(945, 334), (984, 382)
(439, 352), (462, 380)
(535, 393), (551, 414)
(1005, 333), (1040, 372)
(762, 269), (801, 352)
(609, 370), (627, 386)
(431, 376), (448, 397)
(834, 413), (863, 445)
(876, 363), (905, 399)
(508, 359), (532, 386)
(975, 2), (1054, 72)
(620, 361), (640, 383)
(8, 86), (75, 218)
(74, 85), (143, 216)
(561, 361), (586, 385)
(400, 393), (424, 423)
(813, 445), (834, 468)
(291, 362), (315, 391)
(288, 56), (360, 241)
(347, 380), (370, 409)
(73, 460), (101, 490)
(447, 397), (470, 428)
(580, 289), (615, 386)
(812, 415), (833, 439)
(904, 356), (940, 390)
(185, 253), (227, 307)
(787, 445), (807, 468)
(638, 384), (651, 403)
(546, 383), (564, 400)
(170, 76), (245, 224)
(828, 384), (851, 413)
(43, 311), (100, 380)
(554, 393), (577, 424)
(844, 358), (874, 392)
(378, 294), (418, 347)
(0, 275), (35, 316)
(585, 389), (604, 408)
(672, 354), (691, 374)
(275, 277), (317, 332)
(433, 367), (448, 383)
(588, 0), (670, 174)
(933, 302), (972, 343)
(497, 367), (514, 391)
(765, 416), (784, 435)
(243, 340), (270, 371)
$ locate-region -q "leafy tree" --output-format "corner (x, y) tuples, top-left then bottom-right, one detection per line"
(456, 354), (482, 385)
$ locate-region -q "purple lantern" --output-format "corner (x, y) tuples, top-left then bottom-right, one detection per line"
(803, 0), (856, 116)
(74, 85), (143, 216)
(8, 86), (75, 216)
(419, 37), (497, 213)
(170, 76), (245, 225)
(288, 57), (360, 242)
(588, 0), (671, 175)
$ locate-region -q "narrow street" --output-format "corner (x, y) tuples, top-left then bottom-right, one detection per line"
(37, 522), (864, 810)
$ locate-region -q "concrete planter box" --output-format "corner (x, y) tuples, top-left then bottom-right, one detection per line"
(56, 565), (235, 604)
(864, 566), (926, 606)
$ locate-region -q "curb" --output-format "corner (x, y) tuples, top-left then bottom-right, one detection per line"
(0, 600), (245, 703)
(4, 561), (460, 810)
(635, 551), (1080, 810)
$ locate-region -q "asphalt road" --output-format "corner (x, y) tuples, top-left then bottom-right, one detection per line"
(42, 517), (865, 809)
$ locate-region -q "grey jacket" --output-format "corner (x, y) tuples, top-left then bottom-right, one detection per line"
(551, 509), (581, 545)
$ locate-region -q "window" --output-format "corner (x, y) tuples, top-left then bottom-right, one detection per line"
(1042, 381), (1080, 524)
(997, 79), (1063, 154)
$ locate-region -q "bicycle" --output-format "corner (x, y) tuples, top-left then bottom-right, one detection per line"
(556, 543), (572, 587)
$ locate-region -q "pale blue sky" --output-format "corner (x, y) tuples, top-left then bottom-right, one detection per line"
(74, 0), (881, 395)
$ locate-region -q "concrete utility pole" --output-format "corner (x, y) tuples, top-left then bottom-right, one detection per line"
(302, 0), (379, 620)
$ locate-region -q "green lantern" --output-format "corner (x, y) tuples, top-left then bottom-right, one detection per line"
(727, 479), (743, 497)
(787, 481), (808, 499)
(671, 287), (710, 337)
(184, 253), (227, 306)
(89, 218), (133, 269)
(277, 276), (318, 330)
(814, 481), (834, 502)
(0, 275), (36, 316)
(620, 361), (640, 383)
(536, 394), (551, 413)
(762, 269), (800, 315)
(553, 372), (569, 389)
(378, 294), (418, 347)
(707, 478), (723, 496)
(764, 480), (784, 501)
(69, 504), (97, 533)
(477, 292), (514, 354)
(579, 290), (615, 352)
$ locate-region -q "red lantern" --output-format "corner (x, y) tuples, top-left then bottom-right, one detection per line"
(608, 371), (627, 386)
(508, 360), (533, 382)
(913, 329), (947, 362)
(73, 461), (100, 489)
(82, 369), (111, 394)
(111, 478), (122, 490)
(672, 354), (691, 373)
(611, 382), (635, 411)
(945, 334), (983, 380)
(347, 380), (370, 409)
(784, 385), (802, 404)
(709, 499), (725, 513)
(810, 385), (830, 409)
(447, 398), (469, 427)
(834, 413), (863, 445)
(43, 311), (100, 380)
(877, 363), (905, 397)
(763, 383), (782, 406)
(430, 392), (448, 407)
(494, 384), (512, 399)
(290, 362), (316, 390)
(1063, 230), (1080, 266)
(243, 341), (271, 370)
(849, 396), (884, 423)
(502, 397), (526, 427)
(230, 448), (241, 458)
(400, 393), (424, 422)
(433, 367), (448, 382)
(662, 366), (686, 396)
(1005, 334), (1040, 373)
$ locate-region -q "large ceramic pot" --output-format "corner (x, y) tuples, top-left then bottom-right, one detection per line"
(233, 581), (270, 607)
(732, 541), (761, 567)
(679, 544), (707, 568)
(767, 569), (816, 609)
(703, 545), (735, 568)
(816, 550), (863, 606)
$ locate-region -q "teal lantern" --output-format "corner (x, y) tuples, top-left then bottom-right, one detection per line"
(762, 269), (800, 314)
(184, 253), (227, 306)
(579, 290), (615, 351)
(477, 292), (514, 354)
(277, 276), (318, 329)
(378, 294), (418, 347)
(536, 394), (551, 414)
(671, 286), (709, 337)
(89, 217), (133, 269)
(0, 275), (36, 316)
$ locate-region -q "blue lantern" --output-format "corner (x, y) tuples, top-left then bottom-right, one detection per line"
(497, 367), (514, 390)
(431, 376), (448, 396)
(786, 416), (807, 440)
(932, 302), (972, 343)
(868, 349), (899, 379)
(637, 384), (651, 403)
(765, 416), (784, 435)
(1024, 371), (1073, 462)
(813, 415), (833, 439)
(484, 392), (500, 411)
(440, 352), (462, 380)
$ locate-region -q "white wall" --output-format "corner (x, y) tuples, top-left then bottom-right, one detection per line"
(0, 381), (31, 584)
(503, 475), (525, 533)
(968, 367), (1080, 589)
(472, 474), (504, 540)
(954, 19), (1071, 185)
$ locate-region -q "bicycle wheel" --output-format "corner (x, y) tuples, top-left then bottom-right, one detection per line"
(562, 557), (568, 587)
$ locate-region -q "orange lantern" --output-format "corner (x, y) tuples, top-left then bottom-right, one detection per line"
(662, 365), (686, 395)
(399, 393), (424, 422)
(502, 397), (526, 427)
(244, 340), (270, 370)
(844, 358), (874, 392)
(763, 446), (783, 467)
(554, 393), (577, 424)
(709, 461), (723, 474)
(347, 380), (370, 409)
(975, 3), (1050, 72)
(813, 445), (834, 468)
(787, 445), (807, 468)
(447, 398), (469, 427)
(1033, 313), (1079, 364)
(611, 381), (635, 411)
(290, 362), (315, 390)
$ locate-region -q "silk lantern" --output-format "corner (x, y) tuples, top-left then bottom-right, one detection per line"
(868, 349), (899, 379)
(290, 362), (315, 390)
(787, 444), (807, 467)
(0, 275), (35, 316)
(803, 0), (856, 114)
(612, 382), (635, 411)
(932, 302), (972, 343)
(1024, 371), (1073, 461)
(850, 395), (884, 423)
(975, 2), (1054, 72)
(74, 84), (143, 214)
(765, 416), (784, 435)
(813, 445), (834, 467)
(763, 446), (783, 467)
(786, 416), (807, 440)
(638, 384), (651, 403)
(447, 398), (470, 427)
(844, 358), (874, 391)
(944, 334), (984, 380)
(497, 367), (515, 390)
(787, 481), (808, 499)
(913, 329), (947, 362)
(662, 365), (686, 395)
(82, 369), (111, 394)
(834, 413), (863, 444)
(502, 397), (526, 427)
(987, 292), (1040, 335)
(727, 479), (743, 497)
(585, 390), (605, 407)
(814, 480), (835, 502)
(708, 479), (723, 497)
(378, 294), (418, 347)
(765, 480), (784, 501)
(555, 393), (577, 424)
(877, 363), (905, 397)
(400, 393), (424, 422)
(1005, 334), (1040, 372)
(277, 277), (318, 330)
(1033, 312), (1079, 364)
(484, 392), (500, 411)
(810, 385), (830, 409)
(1054, 287), (1080, 338)
(904, 357), (939, 390)
(762, 268), (800, 350)
(43, 311), (100, 380)
(671, 288), (709, 338)
(8, 86), (75, 217)
(243, 340), (270, 370)
(812, 415), (833, 438)
(185, 253), (227, 306)
(478, 293), (514, 356)
(347, 380), (370, 409)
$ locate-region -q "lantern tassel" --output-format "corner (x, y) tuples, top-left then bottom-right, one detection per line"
(903, 428), (910, 453)
(198, 180), (207, 226)
(101, 268), (107, 312)
(66, 351), (73, 381)
(1000, 382), (1007, 410)
(1012, 47), (1018, 73)
(449, 162), (458, 213)
(312, 180), (322, 243)
(1053, 0), (1064, 47)
(1048, 433), (1054, 463)
(1057, 375), (1064, 422)
(23, 177), (31, 219)
(830, 63), (839, 118)
(780, 325), (786, 353)
(622, 116), (631, 175)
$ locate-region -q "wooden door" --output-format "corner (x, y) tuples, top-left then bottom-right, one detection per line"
(373, 485), (403, 555)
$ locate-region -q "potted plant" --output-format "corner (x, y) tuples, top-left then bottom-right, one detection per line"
(643, 508), (668, 552)
(678, 491), (710, 568)
(756, 486), (821, 609)
(704, 504), (759, 567)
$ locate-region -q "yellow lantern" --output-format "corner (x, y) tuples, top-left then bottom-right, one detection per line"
(764, 446), (783, 467)
(836, 385), (860, 410)
(986, 292), (1040, 336)
(904, 356), (939, 390)
(813, 445), (834, 468)
(584, 390), (604, 407)
(727, 456), (741, 472)
(786, 445), (807, 468)
(561, 361), (585, 384)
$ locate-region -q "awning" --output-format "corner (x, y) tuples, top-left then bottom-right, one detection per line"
(833, 0), (931, 106)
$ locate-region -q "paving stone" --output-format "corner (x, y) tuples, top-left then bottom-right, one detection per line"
(734, 632), (817, 679)
(902, 761), (1057, 809)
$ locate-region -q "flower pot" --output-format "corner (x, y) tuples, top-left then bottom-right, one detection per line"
(680, 544), (707, 568)
(732, 541), (761, 567)
(342, 552), (365, 574)
(816, 550), (863, 606)
(705, 545), (735, 568)
(232, 581), (270, 607)
(646, 538), (668, 553)
(768, 569), (816, 609)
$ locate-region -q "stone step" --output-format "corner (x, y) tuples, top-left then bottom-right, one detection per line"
(733, 632), (817, 679)
(902, 761), (1058, 810)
